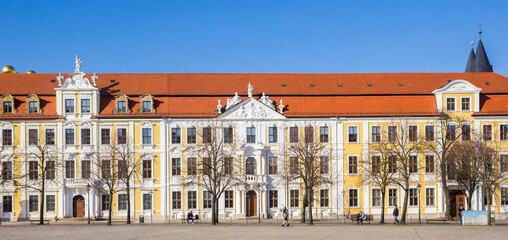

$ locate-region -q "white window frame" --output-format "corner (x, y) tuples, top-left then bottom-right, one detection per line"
(64, 126), (77, 146)
(347, 125), (359, 143)
(425, 187), (436, 206)
(347, 155), (359, 175)
(408, 125), (419, 142)
(371, 125), (382, 143)
(445, 97), (457, 112)
(500, 123), (508, 141)
(141, 122), (154, 145)
(348, 188), (360, 208)
(43, 125), (56, 146)
(460, 96), (471, 112)
(424, 124), (435, 142)
(100, 127), (112, 145)
(482, 124), (493, 142)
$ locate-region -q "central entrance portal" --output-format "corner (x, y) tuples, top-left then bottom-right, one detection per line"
(73, 195), (85, 218)
(246, 191), (257, 217)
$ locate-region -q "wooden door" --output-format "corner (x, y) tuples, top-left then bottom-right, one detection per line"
(73, 196), (85, 218)
(246, 191), (257, 217)
(455, 195), (465, 217)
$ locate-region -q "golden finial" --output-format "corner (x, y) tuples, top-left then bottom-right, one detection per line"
(2, 65), (16, 73)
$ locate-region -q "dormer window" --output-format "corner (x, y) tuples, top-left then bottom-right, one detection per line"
(1, 94), (16, 114)
(24, 94), (42, 114)
(81, 99), (91, 113)
(65, 99), (75, 113)
(138, 94), (155, 113)
(29, 101), (37, 113)
(113, 94), (131, 114)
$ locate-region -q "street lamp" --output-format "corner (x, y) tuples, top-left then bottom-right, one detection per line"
(342, 190), (346, 224)
(149, 189), (154, 224)
(86, 183), (91, 224)
(417, 184), (421, 224)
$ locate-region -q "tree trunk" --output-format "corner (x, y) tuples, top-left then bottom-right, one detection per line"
(487, 189), (492, 225)
(215, 198), (219, 224)
(308, 188), (313, 225)
(39, 180), (45, 225)
(466, 190), (473, 211)
(440, 153), (452, 220)
(108, 191), (113, 225)
(380, 190), (386, 224)
(301, 189), (307, 223)
(400, 184), (410, 224)
(126, 185), (131, 224)
(211, 198), (217, 225)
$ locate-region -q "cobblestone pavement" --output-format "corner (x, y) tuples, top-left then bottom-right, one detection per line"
(1, 221), (506, 240)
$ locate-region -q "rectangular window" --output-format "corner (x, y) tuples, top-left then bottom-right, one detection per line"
(65, 160), (75, 179)
(304, 126), (314, 143)
(372, 156), (381, 173)
(187, 157), (197, 175)
(45, 129), (55, 145)
(65, 99), (74, 113)
(409, 156), (418, 173)
(446, 98), (455, 111)
(142, 128), (152, 144)
(388, 126), (397, 142)
(501, 125), (508, 141)
(28, 129), (38, 145)
(29, 101), (38, 113)
(225, 191), (234, 208)
(172, 158), (181, 176)
(348, 156), (358, 174)
(371, 126), (381, 142)
(268, 157), (278, 174)
(246, 127), (255, 143)
(446, 125), (456, 141)
(81, 160), (91, 179)
(426, 188), (435, 206)
(46, 160), (55, 180)
(101, 194), (110, 211)
(409, 188), (418, 206)
(289, 157), (298, 175)
(29, 161), (38, 180)
(320, 126), (329, 143)
(268, 127), (278, 143)
(101, 129), (110, 145)
(483, 125), (492, 141)
(2, 196), (12, 213)
(142, 101), (151, 113)
(501, 188), (508, 205)
(224, 157), (233, 175)
(501, 155), (508, 172)
(29, 195), (38, 212)
(425, 125), (434, 142)
(425, 155), (435, 173)
(65, 129), (75, 145)
(143, 193), (152, 210)
(202, 127), (212, 144)
(117, 101), (127, 113)
(3, 101), (12, 113)
(118, 194), (128, 210)
(348, 126), (358, 143)
(2, 129), (12, 146)
(461, 97), (471, 111)
(187, 127), (197, 144)
(172, 191), (181, 209)
(408, 125), (418, 142)
(101, 160), (111, 178)
(269, 190), (278, 208)
(224, 127), (233, 144)
(203, 191), (212, 209)
(462, 125), (471, 141)
(320, 189), (329, 207)
(81, 99), (90, 113)
(348, 189), (358, 207)
(117, 160), (127, 179)
(388, 156), (397, 173)
(389, 189), (397, 206)
(372, 189), (381, 207)
(2, 161), (12, 180)
(46, 195), (56, 211)
(203, 157), (211, 175)
(290, 190), (299, 208)
(143, 159), (152, 178)
(81, 128), (91, 145)
(320, 156), (329, 174)
(171, 128), (180, 144)
(188, 191), (197, 209)
(117, 128), (127, 144)
(289, 127), (299, 143)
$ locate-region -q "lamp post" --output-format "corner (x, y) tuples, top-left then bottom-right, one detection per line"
(149, 189), (154, 224)
(342, 190), (346, 223)
(86, 183), (91, 224)
(417, 184), (421, 224)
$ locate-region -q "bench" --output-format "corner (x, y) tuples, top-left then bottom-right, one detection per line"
(425, 218), (447, 224)
(30, 220), (50, 225)
(181, 216), (201, 224)
(351, 214), (374, 225)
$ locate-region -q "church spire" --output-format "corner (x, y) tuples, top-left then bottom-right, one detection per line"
(465, 41), (475, 72)
(472, 25), (493, 72)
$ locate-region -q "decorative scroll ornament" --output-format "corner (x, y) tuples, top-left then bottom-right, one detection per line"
(55, 55), (98, 90)
(259, 92), (275, 109)
(226, 92), (242, 110)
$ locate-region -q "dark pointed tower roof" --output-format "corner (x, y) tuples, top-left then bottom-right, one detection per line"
(465, 41), (475, 72)
(472, 27), (493, 72)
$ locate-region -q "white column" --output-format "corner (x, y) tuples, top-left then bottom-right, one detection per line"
(336, 118), (345, 216)
(363, 122), (370, 212)
(161, 119), (168, 219)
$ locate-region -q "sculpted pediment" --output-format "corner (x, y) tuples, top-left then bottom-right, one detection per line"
(218, 98), (285, 120)
(432, 79), (482, 94)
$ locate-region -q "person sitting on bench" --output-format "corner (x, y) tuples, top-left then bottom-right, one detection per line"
(187, 211), (194, 224)
(357, 211), (366, 225)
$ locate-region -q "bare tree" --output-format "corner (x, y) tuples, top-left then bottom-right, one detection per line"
(0, 146), (15, 186)
(281, 125), (330, 225)
(114, 142), (143, 224)
(185, 120), (243, 225)
(423, 113), (465, 220)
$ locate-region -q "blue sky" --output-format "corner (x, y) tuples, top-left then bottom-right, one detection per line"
(1, 0), (507, 75)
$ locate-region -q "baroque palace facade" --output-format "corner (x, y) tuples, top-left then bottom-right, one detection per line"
(2, 38), (508, 222)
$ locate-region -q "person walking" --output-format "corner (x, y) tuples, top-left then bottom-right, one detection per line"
(282, 207), (289, 227)
(393, 205), (400, 224)
(458, 205), (465, 225)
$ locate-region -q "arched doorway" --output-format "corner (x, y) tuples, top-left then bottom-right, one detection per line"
(246, 190), (257, 217)
(73, 195), (85, 218)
